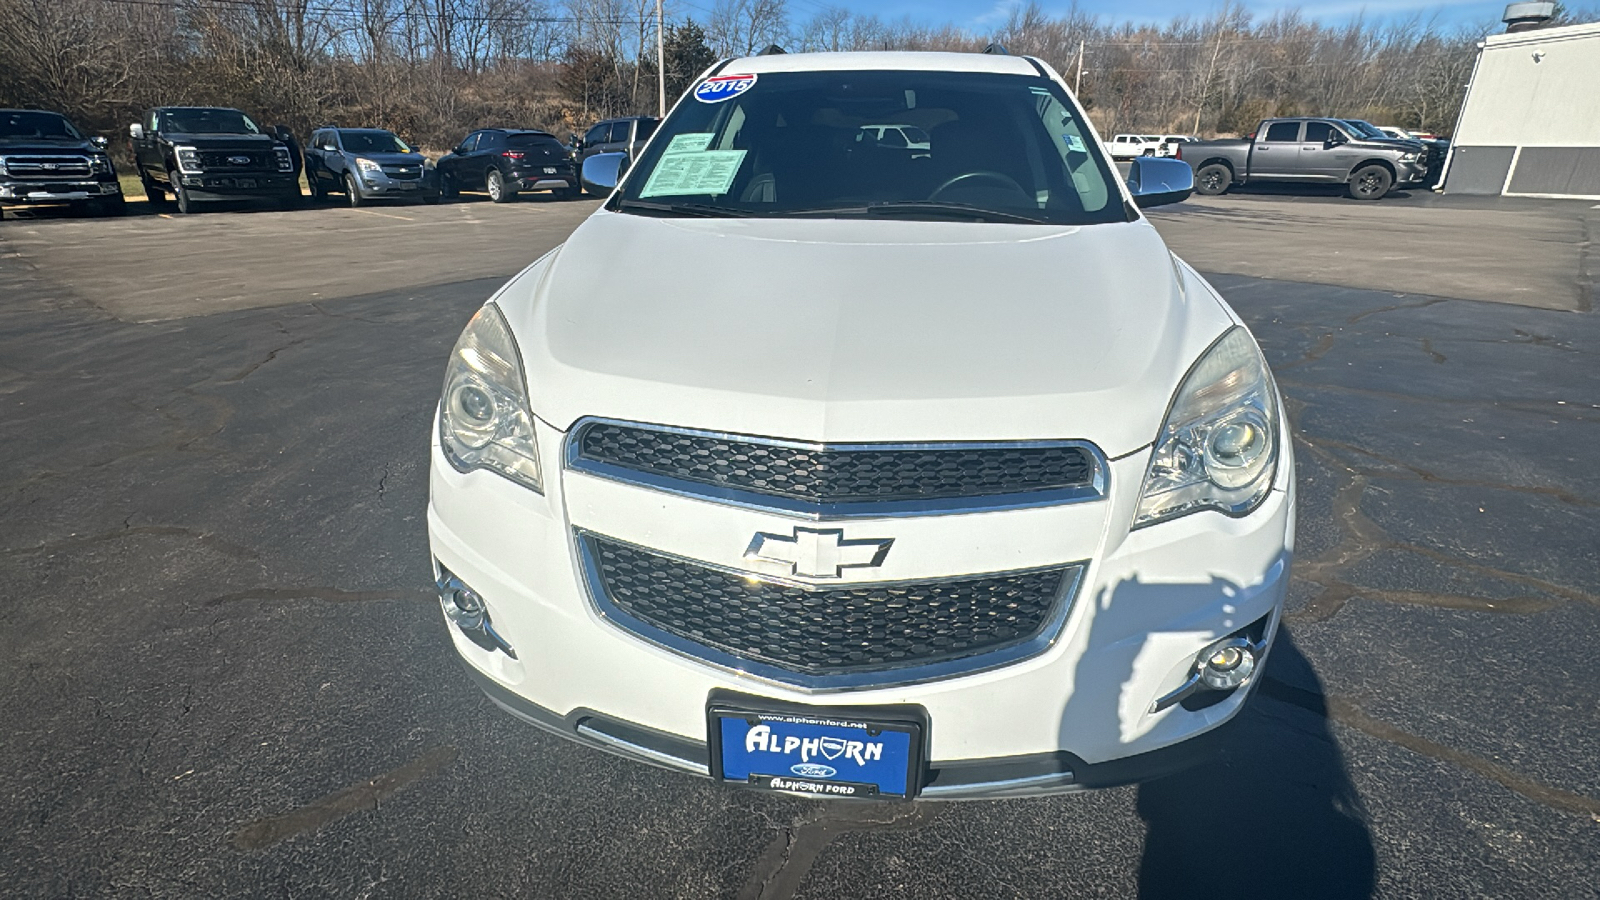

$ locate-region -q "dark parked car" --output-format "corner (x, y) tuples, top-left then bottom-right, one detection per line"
(0, 109), (123, 219)
(129, 107), (301, 213)
(304, 127), (438, 206)
(435, 129), (579, 203)
(576, 117), (660, 166)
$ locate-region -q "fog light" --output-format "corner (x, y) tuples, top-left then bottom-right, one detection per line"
(434, 566), (517, 658)
(444, 586), (485, 630)
(1197, 637), (1257, 691)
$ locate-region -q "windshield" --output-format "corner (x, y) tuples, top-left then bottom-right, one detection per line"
(162, 108), (261, 135)
(613, 69), (1125, 225)
(0, 111), (83, 141)
(1342, 120), (1387, 140)
(340, 130), (409, 153)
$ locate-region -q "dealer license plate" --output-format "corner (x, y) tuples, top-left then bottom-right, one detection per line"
(710, 705), (922, 798)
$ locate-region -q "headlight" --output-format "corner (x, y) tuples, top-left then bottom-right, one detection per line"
(1132, 327), (1280, 528)
(274, 146), (294, 172)
(423, 157), (436, 170)
(439, 303), (541, 492)
(175, 145), (202, 174)
(356, 157), (382, 174)
(1400, 152), (1420, 162)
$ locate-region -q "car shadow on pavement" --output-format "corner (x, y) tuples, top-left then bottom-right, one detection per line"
(1135, 627), (1375, 900)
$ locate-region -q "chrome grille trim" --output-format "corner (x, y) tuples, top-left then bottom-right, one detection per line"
(563, 416), (1109, 519)
(574, 530), (1086, 693)
(2, 155), (93, 179)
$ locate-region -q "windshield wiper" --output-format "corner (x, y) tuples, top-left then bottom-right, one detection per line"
(780, 201), (1049, 225)
(615, 199), (753, 218)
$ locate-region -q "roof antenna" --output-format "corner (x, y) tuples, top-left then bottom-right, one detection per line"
(983, 43), (1009, 55)
(757, 44), (786, 55)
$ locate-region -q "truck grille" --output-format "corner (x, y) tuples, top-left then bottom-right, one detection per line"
(570, 421), (1101, 514)
(579, 533), (1080, 687)
(198, 150), (273, 170)
(3, 156), (91, 179)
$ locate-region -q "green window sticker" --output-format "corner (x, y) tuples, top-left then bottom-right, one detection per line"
(663, 132), (714, 154)
(640, 148), (747, 198)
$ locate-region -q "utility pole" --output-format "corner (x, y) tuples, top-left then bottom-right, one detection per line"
(1194, 31), (1223, 135)
(1074, 39), (1085, 95)
(657, 0), (666, 117)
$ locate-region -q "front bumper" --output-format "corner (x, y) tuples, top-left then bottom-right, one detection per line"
(427, 410), (1295, 799)
(0, 180), (120, 203)
(1396, 159), (1431, 185)
(512, 167), (577, 192)
(177, 172), (298, 200)
(356, 168), (439, 197)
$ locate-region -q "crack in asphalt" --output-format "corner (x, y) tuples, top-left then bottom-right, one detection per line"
(231, 746), (458, 850)
(1258, 678), (1600, 817)
(222, 337), (306, 384)
(739, 803), (939, 900)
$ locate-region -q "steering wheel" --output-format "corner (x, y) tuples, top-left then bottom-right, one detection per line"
(929, 170), (1028, 202)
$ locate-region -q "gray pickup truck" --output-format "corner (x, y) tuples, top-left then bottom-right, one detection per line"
(1178, 117), (1430, 200)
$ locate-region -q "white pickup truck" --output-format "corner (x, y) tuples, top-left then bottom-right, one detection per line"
(1108, 133), (1195, 160)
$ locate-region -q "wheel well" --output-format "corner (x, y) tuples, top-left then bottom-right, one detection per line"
(1348, 159), (1396, 181)
(1197, 158), (1236, 178)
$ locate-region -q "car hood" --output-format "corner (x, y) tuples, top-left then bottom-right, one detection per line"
(0, 138), (97, 155)
(499, 211), (1237, 456)
(162, 132), (282, 149)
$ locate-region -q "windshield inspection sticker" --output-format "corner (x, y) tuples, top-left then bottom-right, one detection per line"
(1064, 134), (1087, 153)
(663, 132), (715, 153)
(694, 73), (757, 103)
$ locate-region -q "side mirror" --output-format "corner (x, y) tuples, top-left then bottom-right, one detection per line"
(91, 136), (109, 150)
(581, 152), (629, 195)
(129, 123), (144, 140)
(1326, 133), (1347, 148)
(1125, 156), (1194, 209)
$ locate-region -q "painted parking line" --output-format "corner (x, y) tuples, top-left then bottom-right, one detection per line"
(348, 208), (415, 221)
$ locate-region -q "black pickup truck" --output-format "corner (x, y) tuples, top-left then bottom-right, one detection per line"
(0, 109), (124, 219)
(129, 107), (301, 213)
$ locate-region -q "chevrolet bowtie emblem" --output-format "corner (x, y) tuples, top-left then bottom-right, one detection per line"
(744, 527), (893, 579)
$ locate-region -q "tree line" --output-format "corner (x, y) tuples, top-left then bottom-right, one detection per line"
(1, 0), (1587, 153)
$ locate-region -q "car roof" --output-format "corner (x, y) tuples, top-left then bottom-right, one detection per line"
(719, 50), (1039, 77)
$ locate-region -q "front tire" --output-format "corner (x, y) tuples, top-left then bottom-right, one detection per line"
(1194, 163), (1233, 196)
(487, 168), (515, 203)
(169, 170), (195, 214)
(308, 172), (326, 200)
(345, 173), (366, 207)
(1347, 164), (1393, 201)
(141, 170), (170, 207)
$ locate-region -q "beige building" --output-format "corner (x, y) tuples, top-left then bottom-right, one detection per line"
(1441, 16), (1600, 198)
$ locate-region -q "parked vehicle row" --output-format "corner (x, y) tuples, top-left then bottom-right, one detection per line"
(1176, 116), (1436, 200)
(1107, 133), (1196, 160)
(1, 105), (618, 219)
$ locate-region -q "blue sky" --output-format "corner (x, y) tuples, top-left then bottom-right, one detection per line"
(780, 0), (1517, 33)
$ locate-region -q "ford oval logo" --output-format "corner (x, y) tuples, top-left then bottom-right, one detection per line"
(791, 763), (837, 778)
(228, 155), (250, 165)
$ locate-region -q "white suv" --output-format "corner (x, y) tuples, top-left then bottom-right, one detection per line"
(429, 51), (1293, 800)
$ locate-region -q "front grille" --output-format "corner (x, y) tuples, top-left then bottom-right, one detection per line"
(3, 156), (91, 179)
(198, 150), (273, 170)
(382, 166), (421, 180)
(572, 422), (1098, 510)
(582, 534), (1077, 685)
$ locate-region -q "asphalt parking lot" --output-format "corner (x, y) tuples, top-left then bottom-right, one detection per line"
(2, 191), (1597, 898)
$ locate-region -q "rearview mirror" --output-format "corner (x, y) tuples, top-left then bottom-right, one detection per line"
(1125, 156), (1194, 209)
(129, 123), (144, 140)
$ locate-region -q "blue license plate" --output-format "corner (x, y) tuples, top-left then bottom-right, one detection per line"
(711, 706), (923, 798)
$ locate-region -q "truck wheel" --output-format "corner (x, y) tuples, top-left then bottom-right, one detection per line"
(487, 168), (515, 203)
(344, 173), (366, 207)
(169, 170), (195, 214)
(1194, 163), (1232, 196)
(1347, 165), (1393, 201)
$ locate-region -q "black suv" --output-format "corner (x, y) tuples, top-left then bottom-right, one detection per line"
(0, 109), (123, 219)
(130, 107), (301, 213)
(435, 129), (579, 203)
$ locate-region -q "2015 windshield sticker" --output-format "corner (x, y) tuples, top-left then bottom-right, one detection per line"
(694, 74), (756, 103)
